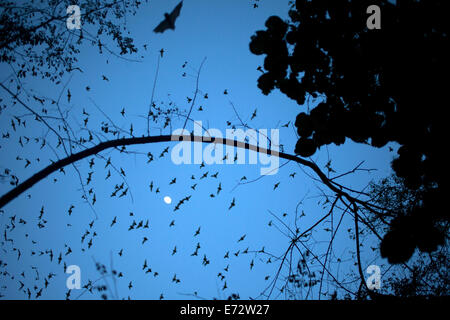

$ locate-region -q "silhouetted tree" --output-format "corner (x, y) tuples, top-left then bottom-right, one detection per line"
(0, 0), (144, 83)
(249, 0), (448, 264)
(1, 0), (446, 301)
(367, 175), (449, 298)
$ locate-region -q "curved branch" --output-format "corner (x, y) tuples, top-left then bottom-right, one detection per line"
(0, 133), (380, 211)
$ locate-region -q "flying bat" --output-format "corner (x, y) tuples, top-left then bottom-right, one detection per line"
(153, 1), (183, 33)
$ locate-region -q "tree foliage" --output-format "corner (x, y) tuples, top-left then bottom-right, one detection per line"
(0, 0), (144, 83)
(249, 0), (449, 264)
(368, 176), (449, 297)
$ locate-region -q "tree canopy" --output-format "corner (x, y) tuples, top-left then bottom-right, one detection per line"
(0, 0), (144, 83)
(249, 0), (449, 264)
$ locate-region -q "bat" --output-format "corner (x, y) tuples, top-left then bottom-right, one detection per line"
(153, 1), (183, 33)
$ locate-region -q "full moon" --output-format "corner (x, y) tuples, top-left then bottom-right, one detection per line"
(163, 196), (172, 204)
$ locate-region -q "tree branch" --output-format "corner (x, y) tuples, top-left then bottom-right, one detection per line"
(0, 133), (383, 213)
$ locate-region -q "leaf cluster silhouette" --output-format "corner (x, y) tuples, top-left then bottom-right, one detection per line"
(249, 0), (449, 264)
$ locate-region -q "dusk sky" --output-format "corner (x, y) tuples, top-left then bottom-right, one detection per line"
(0, 0), (398, 300)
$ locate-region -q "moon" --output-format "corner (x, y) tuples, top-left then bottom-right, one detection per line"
(163, 196), (172, 204)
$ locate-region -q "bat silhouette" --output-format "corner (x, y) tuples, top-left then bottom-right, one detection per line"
(153, 1), (183, 33)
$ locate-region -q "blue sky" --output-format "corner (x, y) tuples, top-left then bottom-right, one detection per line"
(0, 0), (397, 299)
